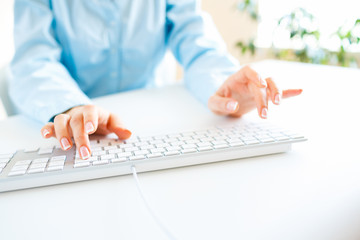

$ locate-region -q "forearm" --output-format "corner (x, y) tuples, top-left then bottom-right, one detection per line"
(9, 0), (92, 123)
(166, 0), (240, 105)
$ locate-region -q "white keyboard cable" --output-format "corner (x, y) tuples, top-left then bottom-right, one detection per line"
(130, 165), (179, 240)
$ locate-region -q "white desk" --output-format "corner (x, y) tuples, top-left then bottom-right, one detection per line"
(1, 60), (360, 240)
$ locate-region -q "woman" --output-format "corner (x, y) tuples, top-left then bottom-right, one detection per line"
(9, 0), (301, 159)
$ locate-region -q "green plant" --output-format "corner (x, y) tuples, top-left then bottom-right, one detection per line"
(236, 0), (259, 20)
(235, 0), (360, 67)
(274, 8), (323, 63)
(333, 19), (360, 66)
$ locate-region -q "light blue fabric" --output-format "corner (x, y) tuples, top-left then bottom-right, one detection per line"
(10, 0), (240, 123)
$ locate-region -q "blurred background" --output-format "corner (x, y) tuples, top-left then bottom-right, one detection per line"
(0, 0), (359, 120)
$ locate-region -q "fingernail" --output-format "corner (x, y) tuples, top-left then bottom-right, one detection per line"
(261, 108), (268, 118)
(119, 128), (132, 139)
(274, 94), (281, 105)
(260, 78), (267, 87)
(226, 101), (238, 112)
(80, 146), (90, 160)
(85, 122), (95, 134)
(60, 138), (71, 150)
(42, 129), (50, 138)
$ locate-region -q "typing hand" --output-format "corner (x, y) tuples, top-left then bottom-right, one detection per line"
(40, 105), (131, 159)
(208, 65), (302, 118)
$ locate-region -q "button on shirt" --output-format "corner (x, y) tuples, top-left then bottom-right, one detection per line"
(10, 0), (240, 123)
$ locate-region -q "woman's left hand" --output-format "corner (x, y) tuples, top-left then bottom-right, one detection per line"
(208, 65), (302, 118)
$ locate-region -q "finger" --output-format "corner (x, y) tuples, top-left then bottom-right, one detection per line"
(266, 77), (281, 105)
(41, 122), (55, 138)
(208, 94), (239, 115)
(282, 89), (303, 99)
(82, 105), (98, 135)
(54, 114), (73, 151)
(231, 65), (267, 88)
(107, 113), (132, 140)
(69, 114), (91, 159)
(248, 81), (268, 119)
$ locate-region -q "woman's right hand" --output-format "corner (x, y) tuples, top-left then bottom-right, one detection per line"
(40, 105), (132, 160)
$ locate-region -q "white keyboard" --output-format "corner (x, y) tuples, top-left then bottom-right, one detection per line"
(0, 122), (306, 192)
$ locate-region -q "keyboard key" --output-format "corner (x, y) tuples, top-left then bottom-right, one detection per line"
(213, 144), (229, 149)
(129, 155), (146, 161)
(100, 154), (115, 160)
(229, 142), (245, 147)
(181, 132), (194, 137)
(91, 147), (103, 152)
(213, 136), (228, 141)
(181, 144), (197, 149)
(117, 152), (132, 158)
(227, 138), (242, 143)
(199, 137), (213, 143)
(154, 135), (167, 140)
(30, 163), (47, 169)
(133, 150), (149, 156)
(92, 150), (106, 156)
(23, 147), (39, 153)
(8, 170), (26, 176)
(50, 156), (66, 163)
(124, 147), (139, 152)
(74, 158), (92, 164)
(104, 146), (118, 150)
(0, 158), (11, 164)
(134, 142), (149, 147)
(74, 162), (90, 168)
(47, 165), (64, 172)
(179, 136), (192, 141)
(185, 139), (199, 144)
(125, 138), (139, 144)
(152, 139), (165, 144)
(155, 143), (170, 148)
(140, 145), (154, 150)
(168, 133), (181, 138)
(197, 146), (213, 151)
(11, 165), (29, 171)
(259, 138), (275, 143)
(32, 158), (49, 164)
(164, 151), (180, 156)
(111, 157), (127, 163)
(240, 136), (257, 141)
(181, 148), (197, 154)
(166, 146), (181, 151)
(146, 153), (163, 158)
(48, 161), (64, 167)
(193, 134), (206, 139)
(15, 160), (32, 166)
(275, 136), (290, 141)
(170, 141), (184, 146)
(197, 142), (211, 147)
(28, 168), (45, 174)
(243, 139), (260, 145)
(38, 147), (54, 155)
(92, 160), (109, 166)
(151, 148), (165, 153)
(139, 136), (152, 141)
(109, 148), (123, 154)
(211, 140), (227, 145)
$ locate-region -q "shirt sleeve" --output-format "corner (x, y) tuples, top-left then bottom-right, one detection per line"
(166, 0), (240, 106)
(9, 0), (92, 124)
